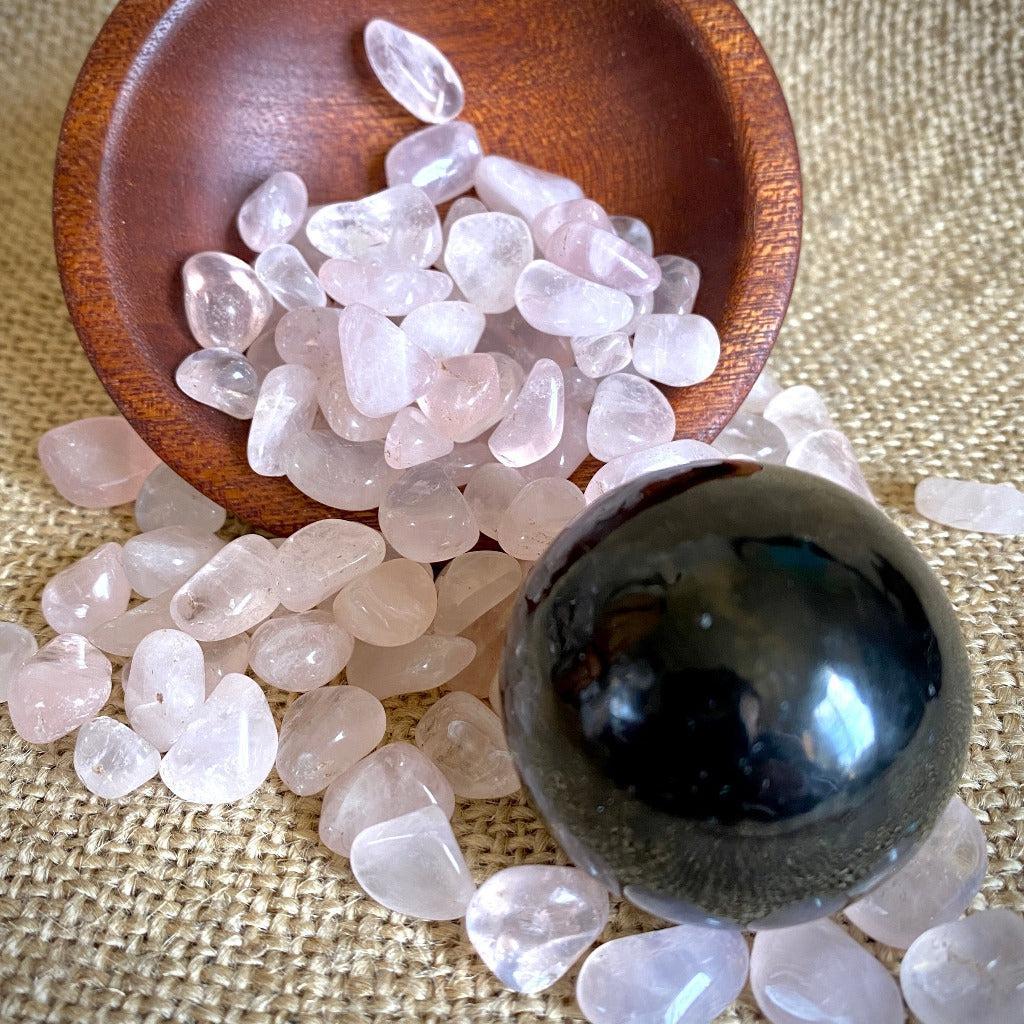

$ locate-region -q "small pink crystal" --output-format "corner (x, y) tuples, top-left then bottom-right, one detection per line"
(433, 551), (522, 635)
(135, 464), (226, 534)
(320, 259), (452, 316)
(445, 212), (535, 314)
(345, 635), (476, 699)
(384, 407), (454, 468)
(436, 439), (495, 487)
(333, 559), (437, 646)
(400, 300), (485, 361)
(515, 260), (633, 338)
(317, 369), (393, 443)
(73, 717), (160, 799)
(533, 199), (614, 254)
(41, 542), (131, 635)
(249, 611), (354, 691)
(236, 170), (307, 252)
(489, 358), (565, 468)
(175, 347), (260, 420)
(632, 313), (721, 386)
(544, 221), (662, 295)
(418, 353), (503, 442)
(445, 594), (515, 698)
(247, 364), (319, 477)
(254, 243), (326, 309)
(587, 372), (675, 462)
(464, 464), (527, 539)
(273, 307), (343, 371)
(385, 121), (482, 203)
(182, 251), (274, 351)
(914, 477), (1024, 535)
(496, 478), (585, 560)
(122, 527), (224, 599)
(0, 623), (37, 703)
(652, 254), (701, 315)
(570, 332), (632, 379)
(518, 400), (590, 482)
(474, 155), (583, 221)
(286, 431), (397, 511)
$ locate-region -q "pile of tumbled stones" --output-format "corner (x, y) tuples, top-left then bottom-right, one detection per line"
(2, 17), (1022, 1024)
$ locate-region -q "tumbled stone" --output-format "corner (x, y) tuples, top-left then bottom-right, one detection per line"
(237, 170), (307, 252)
(9, 634), (112, 744)
(176, 347), (260, 419)
(515, 260), (633, 337)
(583, 438), (721, 503)
(351, 804), (475, 919)
(587, 372), (675, 461)
(38, 416), (160, 509)
(571, 332), (632, 378)
(545, 222), (661, 296)
(489, 358), (565, 468)
(762, 385), (837, 446)
(610, 215), (654, 256)
(0, 623), (37, 703)
(845, 796), (988, 948)
(306, 184), (442, 266)
(345, 635), (476, 699)
(652, 254), (701, 315)
(433, 552), (522, 635)
(182, 251), (273, 350)
(125, 628), (205, 751)
(88, 592), (175, 657)
(274, 520), (386, 612)
(751, 918), (903, 1024)
(900, 909), (1024, 1024)
(286, 431), (397, 511)
(786, 429), (875, 503)
(445, 593), (515, 698)
(400, 301), (485, 363)
(632, 313), (720, 386)
(254, 243), (325, 309)
(42, 542), (131, 635)
(364, 18), (464, 123)
(275, 684), (385, 795)
(483, 307), (576, 370)
(160, 673), (277, 803)
(464, 464), (527, 539)
(123, 526), (223, 599)
(339, 304), (439, 418)
(320, 259), (452, 316)
(247, 364), (318, 476)
(384, 407), (453, 468)
(379, 462), (479, 561)
(467, 865), (609, 994)
(274, 307), (342, 371)
(496, 478), (585, 560)
(169, 534), (278, 641)
(135, 463), (226, 534)
(741, 367), (783, 414)
(533, 199), (614, 254)
(74, 717), (160, 799)
(385, 121), (482, 203)
(319, 741), (455, 856)
(576, 925), (749, 1024)
(333, 559), (436, 646)
(317, 369), (392, 442)
(202, 634), (250, 696)
(445, 212), (534, 314)
(915, 477), (1024, 535)
(475, 155), (583, 222)
(249, 611), (353, 691)
(713, 410), (788, 464)
(418, 353), (502, 442)
(519, 399), (590, 482)
(415, 691), (518, 798)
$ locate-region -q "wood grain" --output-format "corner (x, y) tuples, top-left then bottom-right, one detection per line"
(53, 0), (801, 535)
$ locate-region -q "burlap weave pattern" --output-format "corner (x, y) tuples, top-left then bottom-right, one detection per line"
(0, 1), (1021, 1020)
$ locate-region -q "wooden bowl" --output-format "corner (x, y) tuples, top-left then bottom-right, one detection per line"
(54, 0), (801, 536)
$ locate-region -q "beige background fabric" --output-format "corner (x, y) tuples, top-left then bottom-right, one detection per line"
(0, 0), (1021, 1020)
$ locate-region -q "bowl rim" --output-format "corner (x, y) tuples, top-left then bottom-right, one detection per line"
(53, 0), (801, 535)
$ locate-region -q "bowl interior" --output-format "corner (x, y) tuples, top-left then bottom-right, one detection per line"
(56, 0), (800, 534)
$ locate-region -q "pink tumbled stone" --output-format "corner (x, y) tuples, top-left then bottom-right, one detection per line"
(201, 635), (250, 696)
(273, 307), (342, 371)
(385, 121), (482, 204)
(316, 370), (393, 442)
(249, 611), (354, 691)
(466, 866), (609, 993)
(474, 155), (583, 222)
(333, 559), (436, 647)
(350, 804), (476, 920)
(182, 251), (274, 351)
(160, 673), (277, 804)
(445, 594), (515, 698)
(570, 332), (632, 379)
(237, 170), (307, 252)
(122, 527), (225, 599)
(385, 407), (454, 469)
(489, 358), (565, 468)
(9, 634), (112, 744)
(915, 477), (1024, 535)
(519, 400), (590, 482)
(786, 429), (876, 504)
(436, 439), (495, 486)
(515, 260), (634, 338)
(483, 308), (575, 371)
(74, 717), (160, 799)
(135, 464), (226, 534)
(433, 551), (522, 635)
(38, 416), (160, 509)
(175, 348), (260, 419)
(545, 222), (662, 296)
(418, 353), (503, 443)
(533, 199), (614, 254)
(845, 796), (988, 949)
(401, 300), (486, 361)
(652, 255), (701, 315)
(587, 372), (676, 462)
(584, 438), (722, 503)
(741, 367), (784, 414)
(445, 212), (535, 314)
(319, 741), (455, 857)
(286, 431), (398, 511)
(254, 243), (326, 309)
(88, 591), (176, 657)
(496, 478), (585, 560)
(321, 259), (452, 316)
(464, 464), (527, 539)
(345, 635), (476, 699)
(576, 925), (749, 1024)
(632, 313), (721, 386)
(247, 364), (319, 477)
(0, 623), (37, 703)
(750, 918), (903, 1024)
(275, 684), (386, 795)
(41, 542), (131, 635)
(762, 384), (837, 446)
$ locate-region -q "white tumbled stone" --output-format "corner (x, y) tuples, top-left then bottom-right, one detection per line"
(515, 260), (633, 337)
(0, 623), (37, 704)
(762, 385), (837, 446)
(175, 347), (260, 419)
(489, 357), (564, 467)
(571, 332), (632, 378)
(201, 634), (250, 696)
(320, 259), (452, 316)
(652, 254), (701, 315)
(533, 199), (614, 254)
(584, 438), (721, 503)
(401, 300), (485, 360)
(713, 410), (788, 464)
(247, 364), (318, 476)
(182, 251), (273, 351)
(587, 372), (675, 461)
(285, 431), (397, 511)
(385, 121), (482, 203)
(41, 542), (131, 636)
(786, 429), (875, 503)
(254, 243), (325, 309)
(632, 313), (720, 386)
(316, 369), (393, 442)
(249, 611), (354, 691)
(385, 407), (454, 468)
(433, 551), (522, 635)
(135, 464), (226, 534)
(237, 170), (307, 252)
(474, 156), (583, 222)
(345, 635), (476, 699)
(88, 592), (176, 657)
(915, 477), (1024, 535)
(496, 478), (585, 560)
(274, 307), (342, 371)
(74, 717), (160, 799)
(124, 528), (224, 598)
(610, 215), (654, 255)
(333, 559), (436, 647)
(445, 212), (534, 314)
(545, 222), (661, 295)
(519, 399), (590, 482)
(464, 464), (527, 539)
(418, 353), (503, 442)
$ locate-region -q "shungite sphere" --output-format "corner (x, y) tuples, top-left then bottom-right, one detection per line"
(501, 462), (971, 929)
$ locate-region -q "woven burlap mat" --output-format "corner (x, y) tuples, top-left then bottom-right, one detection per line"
(1, 1), (1021, 1021)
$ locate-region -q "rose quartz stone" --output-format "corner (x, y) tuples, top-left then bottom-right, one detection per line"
(41, 542), (131, 635)
(489, 358), (565, 468)
(385, 407), (454, 468)
(345, 635), (476, 699)
(464, 464), (527, 539)
(519, 400), (590, 482)
(122, 527), (225, 599)
(576, 925), (749, 1024)
(38, 417), (160, 509)
(632, 313), (721, 386)
(496, 478), (585, 560)
(317, 369), (393, 442)
(237, 170), (307, 252)
(8, 634), (112, 744)
(319, 741), (455, 857)
(515, 260), (634, 337)
(333, 559), (436, 646)
(545, 222), (661, 295)
(652, 255), (701, 315)
(88, 592), (175, 657)
(385, 121), (482, 203)
(845, 796), (988, 949)
(202, 634), (250, 696)
(379, 463), (479, 562)
(445, 212), (535, 314)
(587, 372), (675, 462)
(742, 367), (784, 414)
(900, 909), (1024, 1024)
(182, 251), (273, 351)
(160, 673), (277, 804)
(0, 623), (37, 703)
(533, 199), (614, 254)
(915, 477), (1024, 535)
(713, 410), (788, 464)
(274, 307), (342, 371)
(135, 464), (226, 534)
(418, 353), (503, 442)
(750, 918), (903, 1024)
(74, 717), (160, 799)
(249, 611), (354, 691)
(401, 300), (486, 361)
(485, 351), (528, 427)
(474, 155), (583, 222)
(254, 243), (326, 309)
(467, 865), (609, 993)
(786, 429), (876, 504)
(415, 691), (518, 798)
(125, 628), (205, 751)
(320, 259), (452, 316)
(169, 534), (279, 641)
(433, 552), (522, 635)
(571, 332), (632, 379)
(610, 215), (654, 255)
(275, 684), (386, 795)
(175, 347), (260, 419)
(762, 385), (837, 446)
(247, 364), (318, 476)
(350, 804), (476, 920)
(286, 431), (398, 511)
(584, 439), (722, 503)
(445, 594), (515, 698)
(442, 196), (488, 254)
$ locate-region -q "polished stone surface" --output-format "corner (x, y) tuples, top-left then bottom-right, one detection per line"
(182, 251), (273, 351)
(41, 542), (131, 635)
(122, 527), (224, 599)
(385, 121), (482, 204)
(236, 170), (307, 252)
(254, 243), (326, 309)
(74, 717), (160, 799)
(345, 634), (476, 699)
(249, 611), (353, 691)
(501, 462), (972, 925)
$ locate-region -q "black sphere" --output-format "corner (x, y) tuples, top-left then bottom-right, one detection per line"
(501, 462), (971, 928)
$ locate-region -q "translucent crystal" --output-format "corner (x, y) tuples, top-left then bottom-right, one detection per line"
(320, 259), (452, 316)
(466, 866), (609, 993)
(433, 551), (522, 635)
(518, 399), (590, 482)
(275, 684), (385, 795)
(182, 251), (273, 350)
(135, 463), (226, 533)
(74, 717), (160, 798)
(610, 215), (654, 256)
(740, 367), (783, 414)
(474, 156), (583, 222)
(401, 300), (485, 361)
(515, 260), (633, 337)
(237, 170), (307, 252)
(445, 212), (534, 314)
(249, 611), (354, 691)
(915, 477), (1024, 535)
(632, 313), (720, 386)
(175, 347), (260, 419)
(587, 372), (675, 461)
(41, 542), (131, 635)
(345, 635), (476, 699)
(285, 431), (397, 511)
(254, 243), (325, 309)
(545, 222), (661, 295)
(332, 559), (436, 646)
(274, 307), (342, 371)
(38, 416), (160, 509)
(385, 121), (482, 203)
(533, 199), (614, 254)
(786, 429), (875, 503)
(202, 634), (250, 696)
(245, 322), (285, 381)
(464, 464), (527, 539)
(88, 592), (176, 657)
(317, 370), (392, 442)
(364, 19), (464, 124)
(584, 438), (721, 503)
(418, 353), (502, 442)
(496, 478), (585, 559)
(0, 623), (37, 703)
(489, 358), (564, 467)
(762, 385), (837, 446)
(384, 407), (454, 468)
(571, 332), (632, 378)
(247, 364), (318, 476)
(652, 255), (701, 315)
(713, 410), (788, 464)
